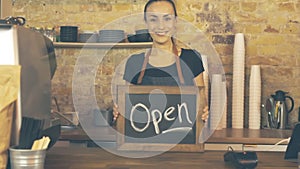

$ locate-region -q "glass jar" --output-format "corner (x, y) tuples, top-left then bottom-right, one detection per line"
(34, 27), (44, 34)
(44, 26), (55, 41)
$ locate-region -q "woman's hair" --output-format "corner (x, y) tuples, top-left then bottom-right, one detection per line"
(143, 0), (178, 21)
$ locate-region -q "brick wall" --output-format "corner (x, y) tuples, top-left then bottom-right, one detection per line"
(12, 0), (300, 128)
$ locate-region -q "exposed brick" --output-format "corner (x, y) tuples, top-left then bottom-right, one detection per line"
(214, 44), (233, 56)
(95, 3), (112, 12)
(62, 5), (81, 13)
(80, 5), (96, 12)
(247, 56), (280, 66)
(11, 0), (300, 127)
(264, 25), (279, 33)
(296, 2), (300, 11)
(251, 35), (285, 45)
(113, 4), (131, 12)
(241, 2), (257, 12)
(212, 35), (234, 44)
(257, 45), (280, 56)
(245, 45), (258, 56)
(245, 24), (263, 33)
(278, 2), (295, 11)
(281, 22), (300, 34)
(276, 44), (299, 57)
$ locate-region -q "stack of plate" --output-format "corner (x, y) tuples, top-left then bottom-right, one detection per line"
(79, 33), (98, 43)
(98, 30), (125, 43)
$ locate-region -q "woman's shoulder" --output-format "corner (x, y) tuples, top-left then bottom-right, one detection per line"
(180, 48), (201, 59)
(181, 48), (200, 54)
(180, 48), (204, 75)
(126, 52), (145, 64)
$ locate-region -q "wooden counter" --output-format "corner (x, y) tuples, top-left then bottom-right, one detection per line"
(60, 127), (292, 145)
(60, 126), (116, 142)
(207, 128), (292, 145)
(45, 147), (297, 169)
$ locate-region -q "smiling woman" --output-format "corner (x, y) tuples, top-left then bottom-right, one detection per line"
(114, 0), (209, 123)
(111, 1), (211, 152)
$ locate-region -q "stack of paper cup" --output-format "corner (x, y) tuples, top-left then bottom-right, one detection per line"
(232, 33), (245, 129)
(248, 65), (261, 129)
(218, 81), (227, 129)
(210, 74), (225, 130)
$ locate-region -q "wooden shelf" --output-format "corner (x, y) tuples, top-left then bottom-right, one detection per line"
(53, 42), (152, 48)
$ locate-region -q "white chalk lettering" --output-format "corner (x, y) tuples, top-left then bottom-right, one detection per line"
(151, 109), (162, 134)
(164, 107), (175, 121)
(162, 127), (192, 134)
(130, 103), (150, 132)
(178, 102), (192, 124)
(130, 102), (192, 134)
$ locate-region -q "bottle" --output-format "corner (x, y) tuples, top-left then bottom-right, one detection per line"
(34, 26), (44, 35)
(54, 25), (60, 42)
(44, 26), (55, 41)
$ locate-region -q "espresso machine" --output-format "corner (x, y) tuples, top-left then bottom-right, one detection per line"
(0, 24), (57, 144)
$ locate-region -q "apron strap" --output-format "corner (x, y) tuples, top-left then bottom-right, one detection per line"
(173, 46), (185, 85)
(137, 49), (150, 84)
(137, 45), (185, 85)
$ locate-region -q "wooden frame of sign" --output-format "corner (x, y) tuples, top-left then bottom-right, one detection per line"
(116, 85), (205, 152)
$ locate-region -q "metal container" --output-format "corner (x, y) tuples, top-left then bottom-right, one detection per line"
(9, 146), (46, 169)
(267, 90), (294, 129)
(60, 26), (78, 42)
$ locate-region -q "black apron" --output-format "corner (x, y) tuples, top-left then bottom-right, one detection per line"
(137, 45), (185, 86)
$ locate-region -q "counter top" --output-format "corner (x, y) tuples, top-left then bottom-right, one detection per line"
(45, 147), (297, 169)
(207, 128), (292, 145)
(60, 127), (292, 145)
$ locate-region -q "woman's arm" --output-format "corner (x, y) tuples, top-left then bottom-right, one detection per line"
(194, 73), (209, 122)
(112, 81), (131, 123)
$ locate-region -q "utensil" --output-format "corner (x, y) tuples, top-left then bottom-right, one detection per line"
(265, 97), (276, 128)
(38, 124), (61, 150)
(18, 117), (44, 149)
(31, 136), (51, 150)
(52, 110), (78, 126)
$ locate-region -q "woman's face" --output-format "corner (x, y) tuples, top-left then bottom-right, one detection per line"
(145, 1), (176, 45)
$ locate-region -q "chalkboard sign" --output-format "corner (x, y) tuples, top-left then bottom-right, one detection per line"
(116, 85), (204, 152)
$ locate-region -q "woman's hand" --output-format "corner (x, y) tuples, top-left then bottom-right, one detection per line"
(201, 106), (209, 122)
(112, 103), (120, 123)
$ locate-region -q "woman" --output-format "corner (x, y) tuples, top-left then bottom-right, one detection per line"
(113, 0), (209, 123)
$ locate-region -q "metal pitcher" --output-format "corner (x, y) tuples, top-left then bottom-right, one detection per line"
(266, 90), (294, 129)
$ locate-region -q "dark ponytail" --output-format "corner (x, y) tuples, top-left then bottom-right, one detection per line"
(143, 0), (178, 21)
